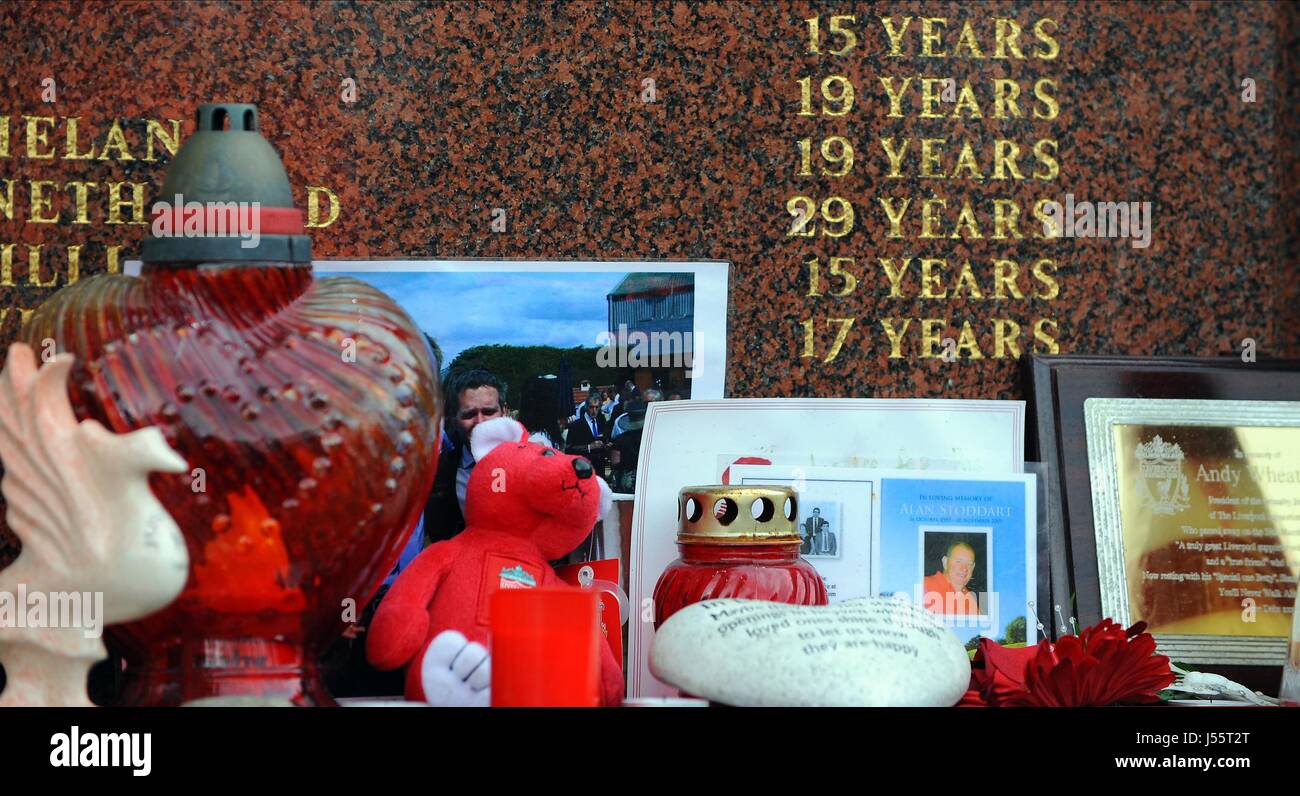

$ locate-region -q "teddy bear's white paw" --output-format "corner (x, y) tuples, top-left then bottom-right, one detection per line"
(420, 629), (491, 707)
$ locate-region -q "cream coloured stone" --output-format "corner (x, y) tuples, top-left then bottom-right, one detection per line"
(650, 597), (971, 707)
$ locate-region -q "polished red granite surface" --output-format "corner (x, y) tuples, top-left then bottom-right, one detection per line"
(1, 0), (1295, 398)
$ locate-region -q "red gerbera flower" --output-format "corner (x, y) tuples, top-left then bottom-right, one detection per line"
(998, 619), (1175, 707)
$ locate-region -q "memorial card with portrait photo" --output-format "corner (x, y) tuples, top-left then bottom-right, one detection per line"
(878, 473), (1038, 649)
(725, 464), (1037, 652)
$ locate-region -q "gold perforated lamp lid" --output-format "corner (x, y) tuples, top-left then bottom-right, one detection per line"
(677, 485), (800, 543)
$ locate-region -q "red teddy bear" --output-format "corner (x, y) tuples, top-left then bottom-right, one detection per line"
(366, 417), (624, 706)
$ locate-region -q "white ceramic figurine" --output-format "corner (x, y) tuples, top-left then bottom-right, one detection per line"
(0, 343), (189, 706)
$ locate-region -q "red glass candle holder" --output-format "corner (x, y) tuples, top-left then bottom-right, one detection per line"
(653, 486), (827, 629)
(16, 104), (441, 705)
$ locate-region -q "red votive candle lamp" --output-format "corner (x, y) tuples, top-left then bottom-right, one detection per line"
(653, 485), (827, 629)
(17, 103), (441, 705)
(491, 588), (601, 707)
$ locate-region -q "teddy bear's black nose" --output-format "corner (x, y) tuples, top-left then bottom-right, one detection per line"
(572, 458), (593, 479)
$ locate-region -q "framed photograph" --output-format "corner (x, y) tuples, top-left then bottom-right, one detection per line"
(1085, 397), (1300, 666)
(1022, 354), (1300, 634)
(127, 257), (730, 406)
(322, 259), (728, 402)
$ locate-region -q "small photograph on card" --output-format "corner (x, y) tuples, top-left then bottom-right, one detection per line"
(919, 527), (990, 617)
(729, 466), (874, 602)
(799, 501), (842, 559)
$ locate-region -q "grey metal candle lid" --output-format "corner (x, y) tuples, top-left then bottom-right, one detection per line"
(141, 103), (312, 264)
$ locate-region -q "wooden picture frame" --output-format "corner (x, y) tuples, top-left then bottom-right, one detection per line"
(1022, 354), (1300, 664)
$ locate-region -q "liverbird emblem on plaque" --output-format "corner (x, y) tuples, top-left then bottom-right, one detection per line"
(1134, 435), (1191, 516)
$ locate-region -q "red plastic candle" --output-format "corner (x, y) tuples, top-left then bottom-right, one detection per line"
(653, 485), (827, 629)
(491, 588), (601, 707)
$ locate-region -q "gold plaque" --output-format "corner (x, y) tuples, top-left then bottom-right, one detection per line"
(1086, 399), (1300, 665)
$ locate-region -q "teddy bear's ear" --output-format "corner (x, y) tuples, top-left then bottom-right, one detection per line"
(469, 416), (528, 462)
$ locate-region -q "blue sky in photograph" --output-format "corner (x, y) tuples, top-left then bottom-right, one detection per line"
(335, 270), (627, 367)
